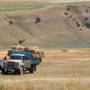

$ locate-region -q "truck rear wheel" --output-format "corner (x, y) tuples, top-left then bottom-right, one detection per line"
(30, 65), (37, 73)
(29, 68), (34, 73)
(33, 65), (37, 71)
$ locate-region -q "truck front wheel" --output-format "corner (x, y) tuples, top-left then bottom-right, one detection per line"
(17, 66), (24, 75)
(1, 69), (8, 75)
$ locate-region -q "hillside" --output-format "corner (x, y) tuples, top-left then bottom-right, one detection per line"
(0, 2), (90, 49)
(0, 0), (90, 3)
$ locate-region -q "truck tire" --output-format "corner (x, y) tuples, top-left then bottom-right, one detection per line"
(1, 69), (8, 75)
(1, 69), (5, 74)
(33, 65), (37, 71)
(29, 65), (34, 73)
(17, 66), (24, 75)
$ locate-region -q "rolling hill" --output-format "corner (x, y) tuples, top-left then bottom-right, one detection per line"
(0, 0), (90, 3)
(0, 2), (90, 49)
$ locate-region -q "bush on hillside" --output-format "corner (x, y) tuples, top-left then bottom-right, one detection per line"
(9, 20), (13, 25)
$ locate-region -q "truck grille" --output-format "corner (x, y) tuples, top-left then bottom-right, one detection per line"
(7, 62), (19, 68)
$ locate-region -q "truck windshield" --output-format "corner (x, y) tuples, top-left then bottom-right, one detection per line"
(10, 56), (23, 60)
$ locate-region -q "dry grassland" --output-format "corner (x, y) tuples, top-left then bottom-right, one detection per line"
(43, 48), (90, 61)
(0, 59), (90, 90)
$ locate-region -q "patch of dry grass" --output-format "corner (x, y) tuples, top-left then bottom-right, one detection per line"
(1, 81), (90, 90)
(0, 82), (33, 90)
(44, 49), (90, 60)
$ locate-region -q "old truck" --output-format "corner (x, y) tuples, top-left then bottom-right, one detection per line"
(0, 46), (44, 75)
(2, 50), (40, 75)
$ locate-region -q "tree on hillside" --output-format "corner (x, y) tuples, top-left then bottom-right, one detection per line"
(64, 12), (69, 16)
(66, 7), (70, 11)
(35, 17), (41, 24)
(18, 39), (26, 45)
(9, 20), (13, 25)
(84, 17), (88, 21)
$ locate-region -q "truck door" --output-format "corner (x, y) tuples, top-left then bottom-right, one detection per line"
(23, 56), (31, 69)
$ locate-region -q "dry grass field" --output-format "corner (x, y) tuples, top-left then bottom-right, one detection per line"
(0, 48), (90, 90)
(44, 48), (90, 60)
(1, 59), (90, 90)
(0, 1), (90, 90)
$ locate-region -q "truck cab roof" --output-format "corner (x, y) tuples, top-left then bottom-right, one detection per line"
(10, 51), (33, 57)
